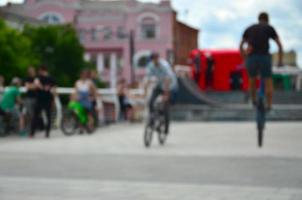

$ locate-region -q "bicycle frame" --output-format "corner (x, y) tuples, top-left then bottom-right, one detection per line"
(68, 101), (88, 125)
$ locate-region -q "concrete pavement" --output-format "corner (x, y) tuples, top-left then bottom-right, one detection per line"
(0, 122), (301, 199)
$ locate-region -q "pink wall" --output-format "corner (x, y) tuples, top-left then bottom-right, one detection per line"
(22, 0), (175, 84)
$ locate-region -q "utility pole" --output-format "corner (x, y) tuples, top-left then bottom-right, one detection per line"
(129, 29), (135, 85)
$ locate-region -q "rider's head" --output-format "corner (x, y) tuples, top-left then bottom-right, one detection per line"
(80, 70), (89, 80)
(11, 77), (21, 87)
(258, 12), (269, 24)
(150, 52), (160, 66)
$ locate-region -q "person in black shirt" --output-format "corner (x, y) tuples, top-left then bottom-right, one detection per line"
(30, 66), (56, 138)
(24, 67), (37, 124)
(205, 53), (215, 89)
(239, 12), (283, 110)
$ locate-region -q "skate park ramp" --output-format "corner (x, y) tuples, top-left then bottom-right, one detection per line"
(173, 77), (302, 121)
(175, 77), (220, 106)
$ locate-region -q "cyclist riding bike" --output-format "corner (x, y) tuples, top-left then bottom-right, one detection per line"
(73, 70), (98, 130)
(145, 52), (178, 135)
(0, 77), (26, 136)
(240, 12), (283, 111)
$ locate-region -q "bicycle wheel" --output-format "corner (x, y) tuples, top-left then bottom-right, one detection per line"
(157, 116), (167, 145)
(61, 110), (78, 136)
(256, 99), (266, 148)
(144, 117), (154, 147)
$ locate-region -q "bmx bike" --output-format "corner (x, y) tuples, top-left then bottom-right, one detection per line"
(144, 96), (168, 148)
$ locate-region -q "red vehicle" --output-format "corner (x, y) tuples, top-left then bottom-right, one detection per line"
(189, 49), (249, 91)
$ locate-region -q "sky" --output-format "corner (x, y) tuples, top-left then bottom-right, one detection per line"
(1, 0), (302, 66)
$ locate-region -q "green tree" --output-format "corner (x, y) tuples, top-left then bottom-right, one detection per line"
(23, 24), (87, 86)
(0, 19), (36, 83)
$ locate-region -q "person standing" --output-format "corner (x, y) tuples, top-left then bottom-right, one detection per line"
(30, 66), (56, 138)
(205, 53), (215, 89)
(23, 67), (37, 125)
(240, 12), (283, 110)
(192, 51), (201, 84)
(117, 78), (134, 121)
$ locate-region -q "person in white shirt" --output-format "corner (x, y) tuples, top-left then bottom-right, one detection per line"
(145, 52), (178, 134)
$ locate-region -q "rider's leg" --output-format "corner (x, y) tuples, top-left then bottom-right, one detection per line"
(260, 55), (273, 110)
(163, 88), (172, 134)
(249, 77), (257, 105)
(246, 55), (258, 105)
(264, 78), (273, 109)
(148, 87), (161, 113)
(164, 101), (170, 134)
(87, 102), (96, 130)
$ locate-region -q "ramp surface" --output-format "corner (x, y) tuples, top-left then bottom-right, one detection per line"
(176, 77), (219, 106)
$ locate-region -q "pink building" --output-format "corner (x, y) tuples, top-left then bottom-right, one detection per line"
(16, 0), (198, 87)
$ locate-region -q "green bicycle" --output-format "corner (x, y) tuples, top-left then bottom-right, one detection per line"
(60, 101), (96, 136)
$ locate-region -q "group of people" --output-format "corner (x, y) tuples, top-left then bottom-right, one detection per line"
(0, 66), (56, 138)
(0, 67), (105, 138)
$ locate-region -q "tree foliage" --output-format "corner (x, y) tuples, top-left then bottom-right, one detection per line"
(23, 24), (86, 86)
(0, 19), (36, 83)
(0, 19), (89, 87)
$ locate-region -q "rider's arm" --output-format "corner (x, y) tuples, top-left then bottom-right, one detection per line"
(144, 65), (153, 97)
(274, 37), (283, 66)
(90, 81), (98, 99)
(162, 60), (173, 93)
(239, 38), (247, 58)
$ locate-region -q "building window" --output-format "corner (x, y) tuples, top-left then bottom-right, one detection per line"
(141, 17), (157, 39)
(117, 26), (127, 39)
(103, 27), (112, 41)
(104, 53), (111, 69)
(78, 29), (86, 42)
(91, 28), (98, 41)
(90, 54), (97, 67)
(117, 54), (123, 68)
(40, 13), (63, 24)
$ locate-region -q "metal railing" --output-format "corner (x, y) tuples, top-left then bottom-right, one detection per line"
(1, 87), (145, 128)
